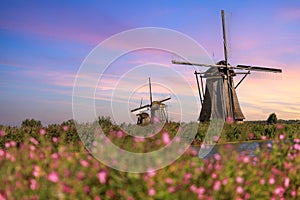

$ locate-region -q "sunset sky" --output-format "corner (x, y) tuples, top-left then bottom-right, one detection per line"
(1, 1), (300, 125)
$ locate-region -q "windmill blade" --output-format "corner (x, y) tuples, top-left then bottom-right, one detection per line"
(157, 97), (171, 104)
(131, 104), (150, 113)
(172, 60), (225, 68)
(149, 77), (153, 106)
(235, 65), (282, 73)
(221, 10), (229, 67)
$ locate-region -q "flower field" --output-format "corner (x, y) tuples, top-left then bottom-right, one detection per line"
(0, 119), (300, 199)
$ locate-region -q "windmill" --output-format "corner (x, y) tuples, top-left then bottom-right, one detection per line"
(131, 77), (171, 125)
(172, 10), (282, 122)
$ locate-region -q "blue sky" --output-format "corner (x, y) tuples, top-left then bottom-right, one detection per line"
(1, 1), (300, 125)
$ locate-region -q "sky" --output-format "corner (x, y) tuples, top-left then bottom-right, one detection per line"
(1, 0), (300, 126)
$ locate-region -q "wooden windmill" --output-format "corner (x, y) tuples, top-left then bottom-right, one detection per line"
(131, 77), (171, 125)
(172, 10), (282, 122)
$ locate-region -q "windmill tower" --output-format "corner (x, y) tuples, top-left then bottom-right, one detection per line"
(131, 77), (171, 125)
(172, 10), (282, 122)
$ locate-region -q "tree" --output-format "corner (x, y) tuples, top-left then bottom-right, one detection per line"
(267, 113), (277, 124)
(21, 118), (42, 127)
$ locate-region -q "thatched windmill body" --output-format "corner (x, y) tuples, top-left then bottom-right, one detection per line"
(131, 78), (171, 125)
(172, 10), (282, 122)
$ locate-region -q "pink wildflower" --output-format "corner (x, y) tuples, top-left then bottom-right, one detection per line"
(30, 179), (38, 190)
(51, 153), (59, 160)
(52, 137), (58, 143)
(47, 172), (59, 183)
(62, 126), (69, 131)
(10, 141), (16, 147)
(261, 135), (267, 140)
(260, 179), (265, 185)
(291, 190), (296, 196)
(168, 187), (175, 193)
(116, 130), (124, 138)
(33, 165), (41, 178)
(198, 187), (205, 195)
(236, 186), (244, 194)
(213, 135), (220, 142)
(249, 133), (254, 139)
(212, 172), (217, 179)
(213, 181), (221, 191)
(0, 149), (4, 157)
(97, 171), (107, 184)
(243, 156), (250, 163)
(294, 143), (300, 151)
(277, 124), (283, 129)
(147, 169), (156, 177)
(279, 134), (285, 140)
(77, 171), (85, 180)
(284, 177), (289, 188)
(222, 178), (228, 185)
(267, 143), (272, 148)
(162, 132), (171, 144)
(5, 142), (10, 148)
(134, 137), (145, 143)
(214, 153), (221, 161)
(30, 137), (39, 146)
(84, 185), (90, 194)
(0, 130), (5, 137)
(40, 129), (46, 135)
(269, 177), (275, 185)
(184, 173), (192, 181)
(274, 186), (285, 196)
(236, 176), (244, 184)
(29, 145), (36, 151)
(63, 184), (72, 194)
(148, 188), (156, 196)
(165, 178), (173, 184)
(80, 159), (89, 167)
(190, 184), (197, 192)
(245, 193), (251, 199)
(227, 116), (234, 124)
(94, 196), (101, 200)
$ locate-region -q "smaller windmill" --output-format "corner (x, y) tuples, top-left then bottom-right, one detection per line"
(131, 78), (171, 125)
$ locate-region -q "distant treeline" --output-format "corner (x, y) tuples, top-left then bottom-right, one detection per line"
(246, 119), (300, 125)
